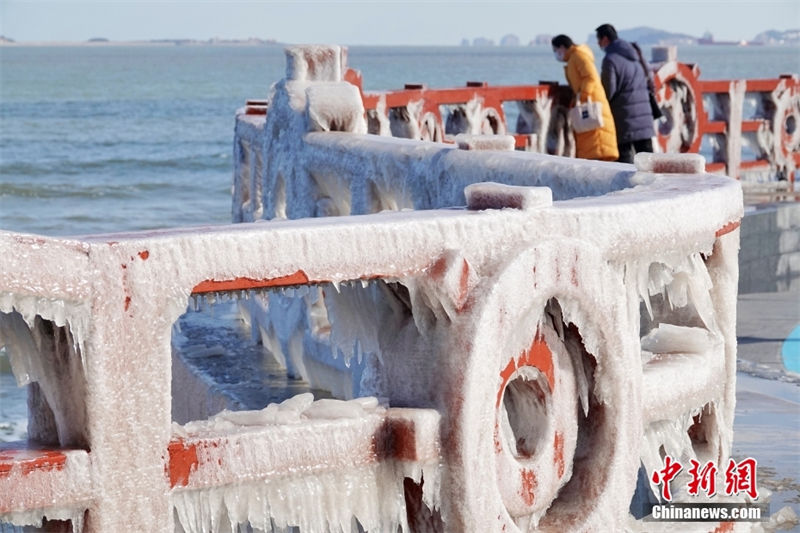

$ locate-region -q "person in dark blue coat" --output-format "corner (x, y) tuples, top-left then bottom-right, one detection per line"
(595, 23), (655, 164)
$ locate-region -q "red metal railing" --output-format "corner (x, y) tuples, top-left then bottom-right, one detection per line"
(240, 62), (800, 183)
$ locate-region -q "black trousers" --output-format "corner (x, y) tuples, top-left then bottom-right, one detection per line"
(617, 138), (654, 164)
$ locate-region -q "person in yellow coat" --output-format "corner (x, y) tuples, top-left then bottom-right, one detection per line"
(551, 34), (619, 161)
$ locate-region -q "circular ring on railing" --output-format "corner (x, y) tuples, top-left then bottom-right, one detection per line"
(777, 90), (800, 161)
(440, 242), (640, 532)
(654, 63), (704, 154)
(494, 328), (578, 520)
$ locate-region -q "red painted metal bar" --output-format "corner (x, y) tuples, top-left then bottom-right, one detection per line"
(347, 63), (798, 182)
(0, 443), (92, 515)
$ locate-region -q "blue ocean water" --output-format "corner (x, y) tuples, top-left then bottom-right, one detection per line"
(1, 44), (799, 236)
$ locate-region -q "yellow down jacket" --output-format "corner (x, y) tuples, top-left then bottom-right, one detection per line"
(563, 44), (619, 161)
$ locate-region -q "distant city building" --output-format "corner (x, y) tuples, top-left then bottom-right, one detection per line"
(460, 38), (470, 47)
(531, 34), (554, 46)
(472, 37), (495, 47)
(500, 34), (520, 47)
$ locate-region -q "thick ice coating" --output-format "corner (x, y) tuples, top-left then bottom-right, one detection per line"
(0, 44), (746, 532)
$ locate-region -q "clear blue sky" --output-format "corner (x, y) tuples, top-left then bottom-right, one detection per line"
(1, 0), (798, 45)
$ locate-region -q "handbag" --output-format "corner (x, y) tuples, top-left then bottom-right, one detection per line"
(569, 93), (604, 133)
(649, 90), (663, 119)
(632, 41), (664, 120)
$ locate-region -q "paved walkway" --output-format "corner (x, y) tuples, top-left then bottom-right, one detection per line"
(737, 291), (800, 378)
(734, 290), (800, 527)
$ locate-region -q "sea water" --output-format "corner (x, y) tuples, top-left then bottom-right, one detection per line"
(1, 44), (799, 236)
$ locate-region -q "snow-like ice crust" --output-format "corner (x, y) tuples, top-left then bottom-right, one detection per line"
(0, 45), (749, 532)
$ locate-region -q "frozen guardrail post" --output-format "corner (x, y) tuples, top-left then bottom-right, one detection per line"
(632, 152), (741, 514)
(285, 45), (347, 83)
(287, 45), (366, 134)
(0, 236), (181, 531)
(431, 180), (641, 532)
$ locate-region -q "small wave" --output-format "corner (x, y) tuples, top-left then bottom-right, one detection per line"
(2, 153), (229, 178)
(0, 182), (139, 199)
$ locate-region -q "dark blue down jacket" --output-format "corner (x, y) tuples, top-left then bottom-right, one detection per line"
(600, 39), (655, 143)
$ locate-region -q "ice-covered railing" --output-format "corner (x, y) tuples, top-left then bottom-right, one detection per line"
(1, 171), (741, 532)
(1, 45), (746, 532)
(652, 47), (800, 186)
(238, 45), (800, 192)
(209, 45), (748, 532)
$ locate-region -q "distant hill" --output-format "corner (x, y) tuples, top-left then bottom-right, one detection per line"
(614, 26), (697, 45)
(753, 29), (800, 45)
(558, 26), (800, 47)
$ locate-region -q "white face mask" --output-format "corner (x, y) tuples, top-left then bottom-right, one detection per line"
(553, 49), (565, 62)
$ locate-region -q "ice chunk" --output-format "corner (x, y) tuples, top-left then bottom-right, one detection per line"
(305, 398), (375, 419)
(455, 134), (515, 151)
(767, 506), (800, 531)
(465, 182), (553, 211)
(178, 393), (385, 437)
(634, 152), (706, 174)
(640, 324), (715, 354)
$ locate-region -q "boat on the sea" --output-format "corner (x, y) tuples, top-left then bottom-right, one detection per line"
(697, 31), (763, 46)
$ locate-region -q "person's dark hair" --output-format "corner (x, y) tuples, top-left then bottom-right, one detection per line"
(551, 34), (574, 48)
(595, 24), (618, 41)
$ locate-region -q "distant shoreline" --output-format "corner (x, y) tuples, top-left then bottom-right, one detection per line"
(0, 39), (283, 47)
(2, 39), (799, 48)
(0, 40), (800, 50)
